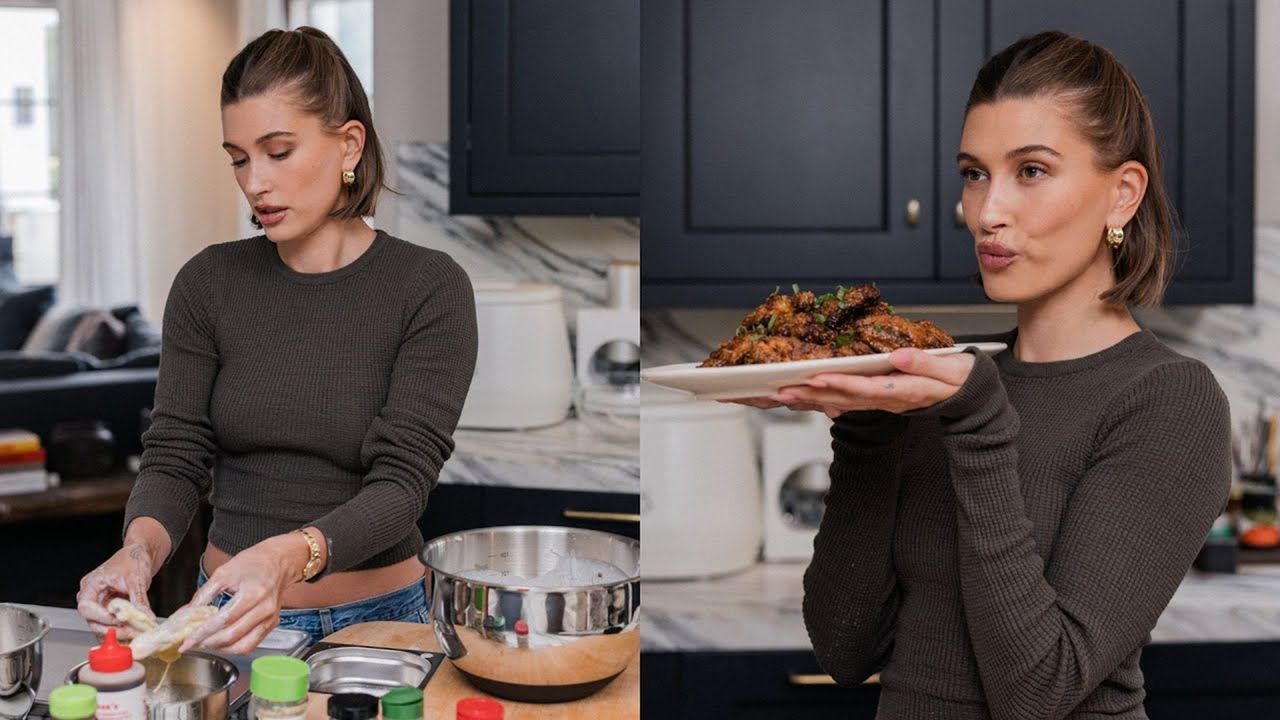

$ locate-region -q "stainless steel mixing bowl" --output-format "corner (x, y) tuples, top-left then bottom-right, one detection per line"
(69, 651), (237, 720)
(0, 604), (49, 716)
(422, 525), (640, 703)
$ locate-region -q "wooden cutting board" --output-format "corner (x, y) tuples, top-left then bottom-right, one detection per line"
(303, 621), (639, 720)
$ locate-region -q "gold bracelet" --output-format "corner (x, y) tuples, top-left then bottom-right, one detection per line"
(297, 528), (323, 581)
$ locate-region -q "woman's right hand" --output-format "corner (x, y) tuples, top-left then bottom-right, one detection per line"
(77, 517), (169, 638)
(77, 544), (156, 638)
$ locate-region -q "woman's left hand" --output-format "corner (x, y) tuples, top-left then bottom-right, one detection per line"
(770, 348), (976, 418)
(178, 534), (307, 655)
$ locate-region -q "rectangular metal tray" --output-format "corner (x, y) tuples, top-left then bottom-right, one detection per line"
(301, 642), (444, 696)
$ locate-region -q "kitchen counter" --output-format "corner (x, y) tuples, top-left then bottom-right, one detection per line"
(0, 417), (638, 527)
(641, 561), (1280, 652)
(308, 621), (639, 720)
(446, 417), (638, 494)
(14, 606), (637, 719)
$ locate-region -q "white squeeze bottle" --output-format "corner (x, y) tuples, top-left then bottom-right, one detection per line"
(80, 628), (147, 720)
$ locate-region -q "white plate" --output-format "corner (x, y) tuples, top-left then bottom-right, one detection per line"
(640, 342), (1008, 400)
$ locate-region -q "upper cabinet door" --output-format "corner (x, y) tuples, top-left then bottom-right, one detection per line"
(643, 0), (937, 304)
(450, 0), (640, 216)
(938, 0), (1254, 304)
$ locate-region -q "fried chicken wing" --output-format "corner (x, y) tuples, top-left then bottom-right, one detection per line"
(854, 314), (954, 354)
(771, 313), (836, 345)
(700, 335), (835, 367)
(701, 336), (755, 367)
(699, 283), (953, 366)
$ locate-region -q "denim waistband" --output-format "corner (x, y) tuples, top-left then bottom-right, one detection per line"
(196, 556), (430, 645)
(196, 554), (428, 617)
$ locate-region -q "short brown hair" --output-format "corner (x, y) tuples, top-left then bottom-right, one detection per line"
(222, 27), (392, 229)
(967, 31), (1177, 308)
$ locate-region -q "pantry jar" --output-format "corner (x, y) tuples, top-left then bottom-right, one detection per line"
(248, 656), (309, 720)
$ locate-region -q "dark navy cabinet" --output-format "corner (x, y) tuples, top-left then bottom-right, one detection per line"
(643, 0), (937, 304)
(642, 643), (1280, 719)
(419, 483), (640, 541)
(642, 0), (1255, 306)
(450, 0), (640, 216)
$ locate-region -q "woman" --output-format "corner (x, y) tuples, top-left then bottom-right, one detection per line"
(76, 27), (478, 653)
(739, 32), (1231, 718)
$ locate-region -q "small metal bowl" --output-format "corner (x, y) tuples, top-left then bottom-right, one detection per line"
(69, 652), (236, 720)
(422, 525), (640, 703)
(0, 604), (49, 713)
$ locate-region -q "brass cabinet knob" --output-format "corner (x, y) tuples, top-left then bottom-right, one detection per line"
(787, 673), (881, 686)
(563, 509), (641, 523)
(906, 198), (921, 227)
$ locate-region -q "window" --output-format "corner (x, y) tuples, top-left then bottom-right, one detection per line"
(0, 2), (59, 287)
(288, 0), (374, 105)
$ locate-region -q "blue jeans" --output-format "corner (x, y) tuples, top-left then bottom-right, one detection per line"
(196, 559), (430, 646)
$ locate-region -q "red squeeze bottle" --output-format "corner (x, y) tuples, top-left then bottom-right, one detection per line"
(79, 629), (147, 720)
(456, 697), (504, 720)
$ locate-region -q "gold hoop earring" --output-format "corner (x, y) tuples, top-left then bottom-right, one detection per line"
(1105, 226), (1125, 249)
(341, 169), (356, 187)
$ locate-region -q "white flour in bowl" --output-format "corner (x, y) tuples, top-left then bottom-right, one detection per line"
(456, 550), (631, 587)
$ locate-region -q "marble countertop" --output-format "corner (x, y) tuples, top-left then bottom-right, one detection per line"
(442, 416), (639, 494)
(641, 561), (1280, 652)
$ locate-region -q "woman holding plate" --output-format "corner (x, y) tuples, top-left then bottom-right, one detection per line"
(734, 32), (1231, 719)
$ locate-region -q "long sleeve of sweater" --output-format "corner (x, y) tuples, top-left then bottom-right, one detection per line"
(124, 249), (219, 560)
(803, 410), (910, 685)
(922, 348), (1231, 720)
(308, 254), (478, 575)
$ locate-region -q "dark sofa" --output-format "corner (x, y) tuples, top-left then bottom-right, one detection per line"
(0, 278), (160, 465)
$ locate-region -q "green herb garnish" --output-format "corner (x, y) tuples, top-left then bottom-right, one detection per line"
(791, 283), (800, 294)
(886, 304), (895, 314)
(835, 334), (856, 346)
(814, 313), (826, 323)
(772, 285), (780, 296)
(749, 333), (763, 341)
(766, 314), (777, 330)
(815, 293), (835, 304)
(874, 323), (883, 332)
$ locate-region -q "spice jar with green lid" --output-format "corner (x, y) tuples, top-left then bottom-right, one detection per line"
(49, 684), (98, 720)
(249, 656), (310, 720)
(381, 687), (424, 720)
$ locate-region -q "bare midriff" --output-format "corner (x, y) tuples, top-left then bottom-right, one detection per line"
(203, 543), (426, 608)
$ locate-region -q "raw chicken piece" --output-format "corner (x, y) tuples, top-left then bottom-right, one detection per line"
(106, 598), (158, 633)
(128, 605), (219, 661)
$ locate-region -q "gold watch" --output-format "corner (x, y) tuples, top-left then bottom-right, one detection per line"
(297, 528), (324, 581)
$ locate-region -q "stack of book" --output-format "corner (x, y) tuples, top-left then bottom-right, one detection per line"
(0, 429), (57, 495)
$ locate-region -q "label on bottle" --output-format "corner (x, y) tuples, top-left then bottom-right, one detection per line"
(96, 685), (147, 720)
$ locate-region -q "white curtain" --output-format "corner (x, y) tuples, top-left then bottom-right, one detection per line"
(236, 0), (289, 240)
(55, 0), (140, 308)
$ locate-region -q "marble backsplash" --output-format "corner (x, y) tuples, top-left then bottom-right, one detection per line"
(394, 141), (639, 334)
(642, 225), (1280, 434)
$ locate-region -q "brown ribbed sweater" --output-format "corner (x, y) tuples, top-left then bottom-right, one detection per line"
(124, 230), (478, 578)
(803, 328), (1231, 719)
